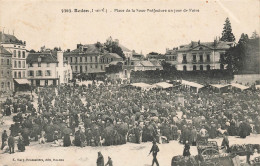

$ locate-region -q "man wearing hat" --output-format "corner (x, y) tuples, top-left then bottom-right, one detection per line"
(1, 130), (8, 150)
(96, 151), (104, 166)
(149, 140), (160, 166)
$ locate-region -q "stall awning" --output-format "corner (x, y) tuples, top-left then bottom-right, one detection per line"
(153, 82), (173, 89)
(210, 84), (231, 89)
(14, 79), (30, 84)
(131, 82), (154, 89)
(181, 80), (204, 89)
(230, 83), (249, 91)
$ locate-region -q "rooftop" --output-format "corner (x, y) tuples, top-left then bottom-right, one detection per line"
(178, 40), (234, 51)
(0, 46), (12, 56)
(26, 53), (58, 63)
(0, 31), (25, 45)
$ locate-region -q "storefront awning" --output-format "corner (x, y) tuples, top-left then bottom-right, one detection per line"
(14, 79), (30, 84)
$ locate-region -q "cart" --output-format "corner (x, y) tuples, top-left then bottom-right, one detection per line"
(197, 141), (219, 156)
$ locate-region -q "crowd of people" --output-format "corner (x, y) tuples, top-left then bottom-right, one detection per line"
(0, 81), (260, 155)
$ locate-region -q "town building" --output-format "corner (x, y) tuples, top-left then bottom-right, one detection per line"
(120, 59), (163, 79)
(165, 48), (178, 66)
(0, 46), (13, 94)
(114, 39), (133, 59)
(174, 40), (234, 71)
(147, 52), (166, 62)
(64, 44), (123, 76)
(0, 31), (28, 79)
(26, 51), (72, 86)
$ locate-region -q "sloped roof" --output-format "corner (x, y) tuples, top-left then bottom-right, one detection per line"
(181, 80), (204, 89)
(26, 53), (58, 63)
(131, 82), (154, 89)
(64, 44), (103, 56)
(140, 61), (154, 67)
(0, 46), (12, 56)
(150, 60), (162, 67)
(119, 44), (131, 52)
(109, 61), (123, 65)
(178, 41), (234, 51)
(210, 84), (231, 89)
(230, 83), (250, 90)
(153, 82), (173, 89)
(0, 32), (24, 44)
(102, 53), (122, 59)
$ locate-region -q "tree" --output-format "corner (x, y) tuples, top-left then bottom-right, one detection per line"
(104, 37), (125, 60)
(220, 18), (236, 42)
(29, 49), (36, 53)
(224, 33), (249, 73)
(250, 30), (259, 39)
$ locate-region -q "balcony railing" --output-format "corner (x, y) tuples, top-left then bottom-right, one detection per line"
(192, 60), (197, 64)
(182, 60), (187, 64)
(198, 60), (204, 64)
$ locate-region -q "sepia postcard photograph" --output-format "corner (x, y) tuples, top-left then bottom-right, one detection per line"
(0, 0), (260, 165)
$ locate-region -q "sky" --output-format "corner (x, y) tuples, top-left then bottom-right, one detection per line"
(0, 0), (259, 55)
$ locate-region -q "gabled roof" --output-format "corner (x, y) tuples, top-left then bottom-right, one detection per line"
(140, 61), (155, 67)
(0, 31), (24, 45)
(178, 41), (234, 52)
(119, 44), (131, 52)
(26, 53), (58, 63)
(150, 60), (162, 67)
(102, 53), (123, 59)
(64, 44), (104, 56)
(0, 46), (12, 56)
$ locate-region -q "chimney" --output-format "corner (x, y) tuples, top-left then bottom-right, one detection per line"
(109, 47), (112, 53)
(198, 40), (200, 45)
(115, 39), (119, 45)
(57, 51), (64, 68)
(213, 37), (217, 47)
(77, 43), (83, 49)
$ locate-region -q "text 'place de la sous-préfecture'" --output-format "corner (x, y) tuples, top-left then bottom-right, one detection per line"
(114, 9), (199, 13)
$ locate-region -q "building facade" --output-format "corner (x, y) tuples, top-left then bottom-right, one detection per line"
(174, 40), (234, 71)
(64, 44), (123, 76)
(0, 32), (28, 79)
(165, 48), (178, 66)
(26, 51), (72, 86)
(64, 44), (105, 75)
(0, 46), (13, 94)
(27, 53), (59, 86)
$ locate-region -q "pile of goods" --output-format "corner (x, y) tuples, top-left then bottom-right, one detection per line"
(229, 144), (260, 156)
(197, 141), (219, 155)
(171, 155), (199, 166)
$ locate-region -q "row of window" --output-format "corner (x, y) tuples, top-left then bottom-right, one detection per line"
(183, 54), (211, 62)
(182, 64), (224, 71)
(28, 70), (52, 77)
(13, 50), (26, 58)
(13, 71), (26, 78)
(28, 63), (52, 68)
(13, 60), (26, 68)
(65, 56), (98, 63)
(1, 82), (11, 90)
(166, 56), (177, 61)
(1, 58), (11, 65)
(0, 70), (11, 77)
(72, 64), (104, 72)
